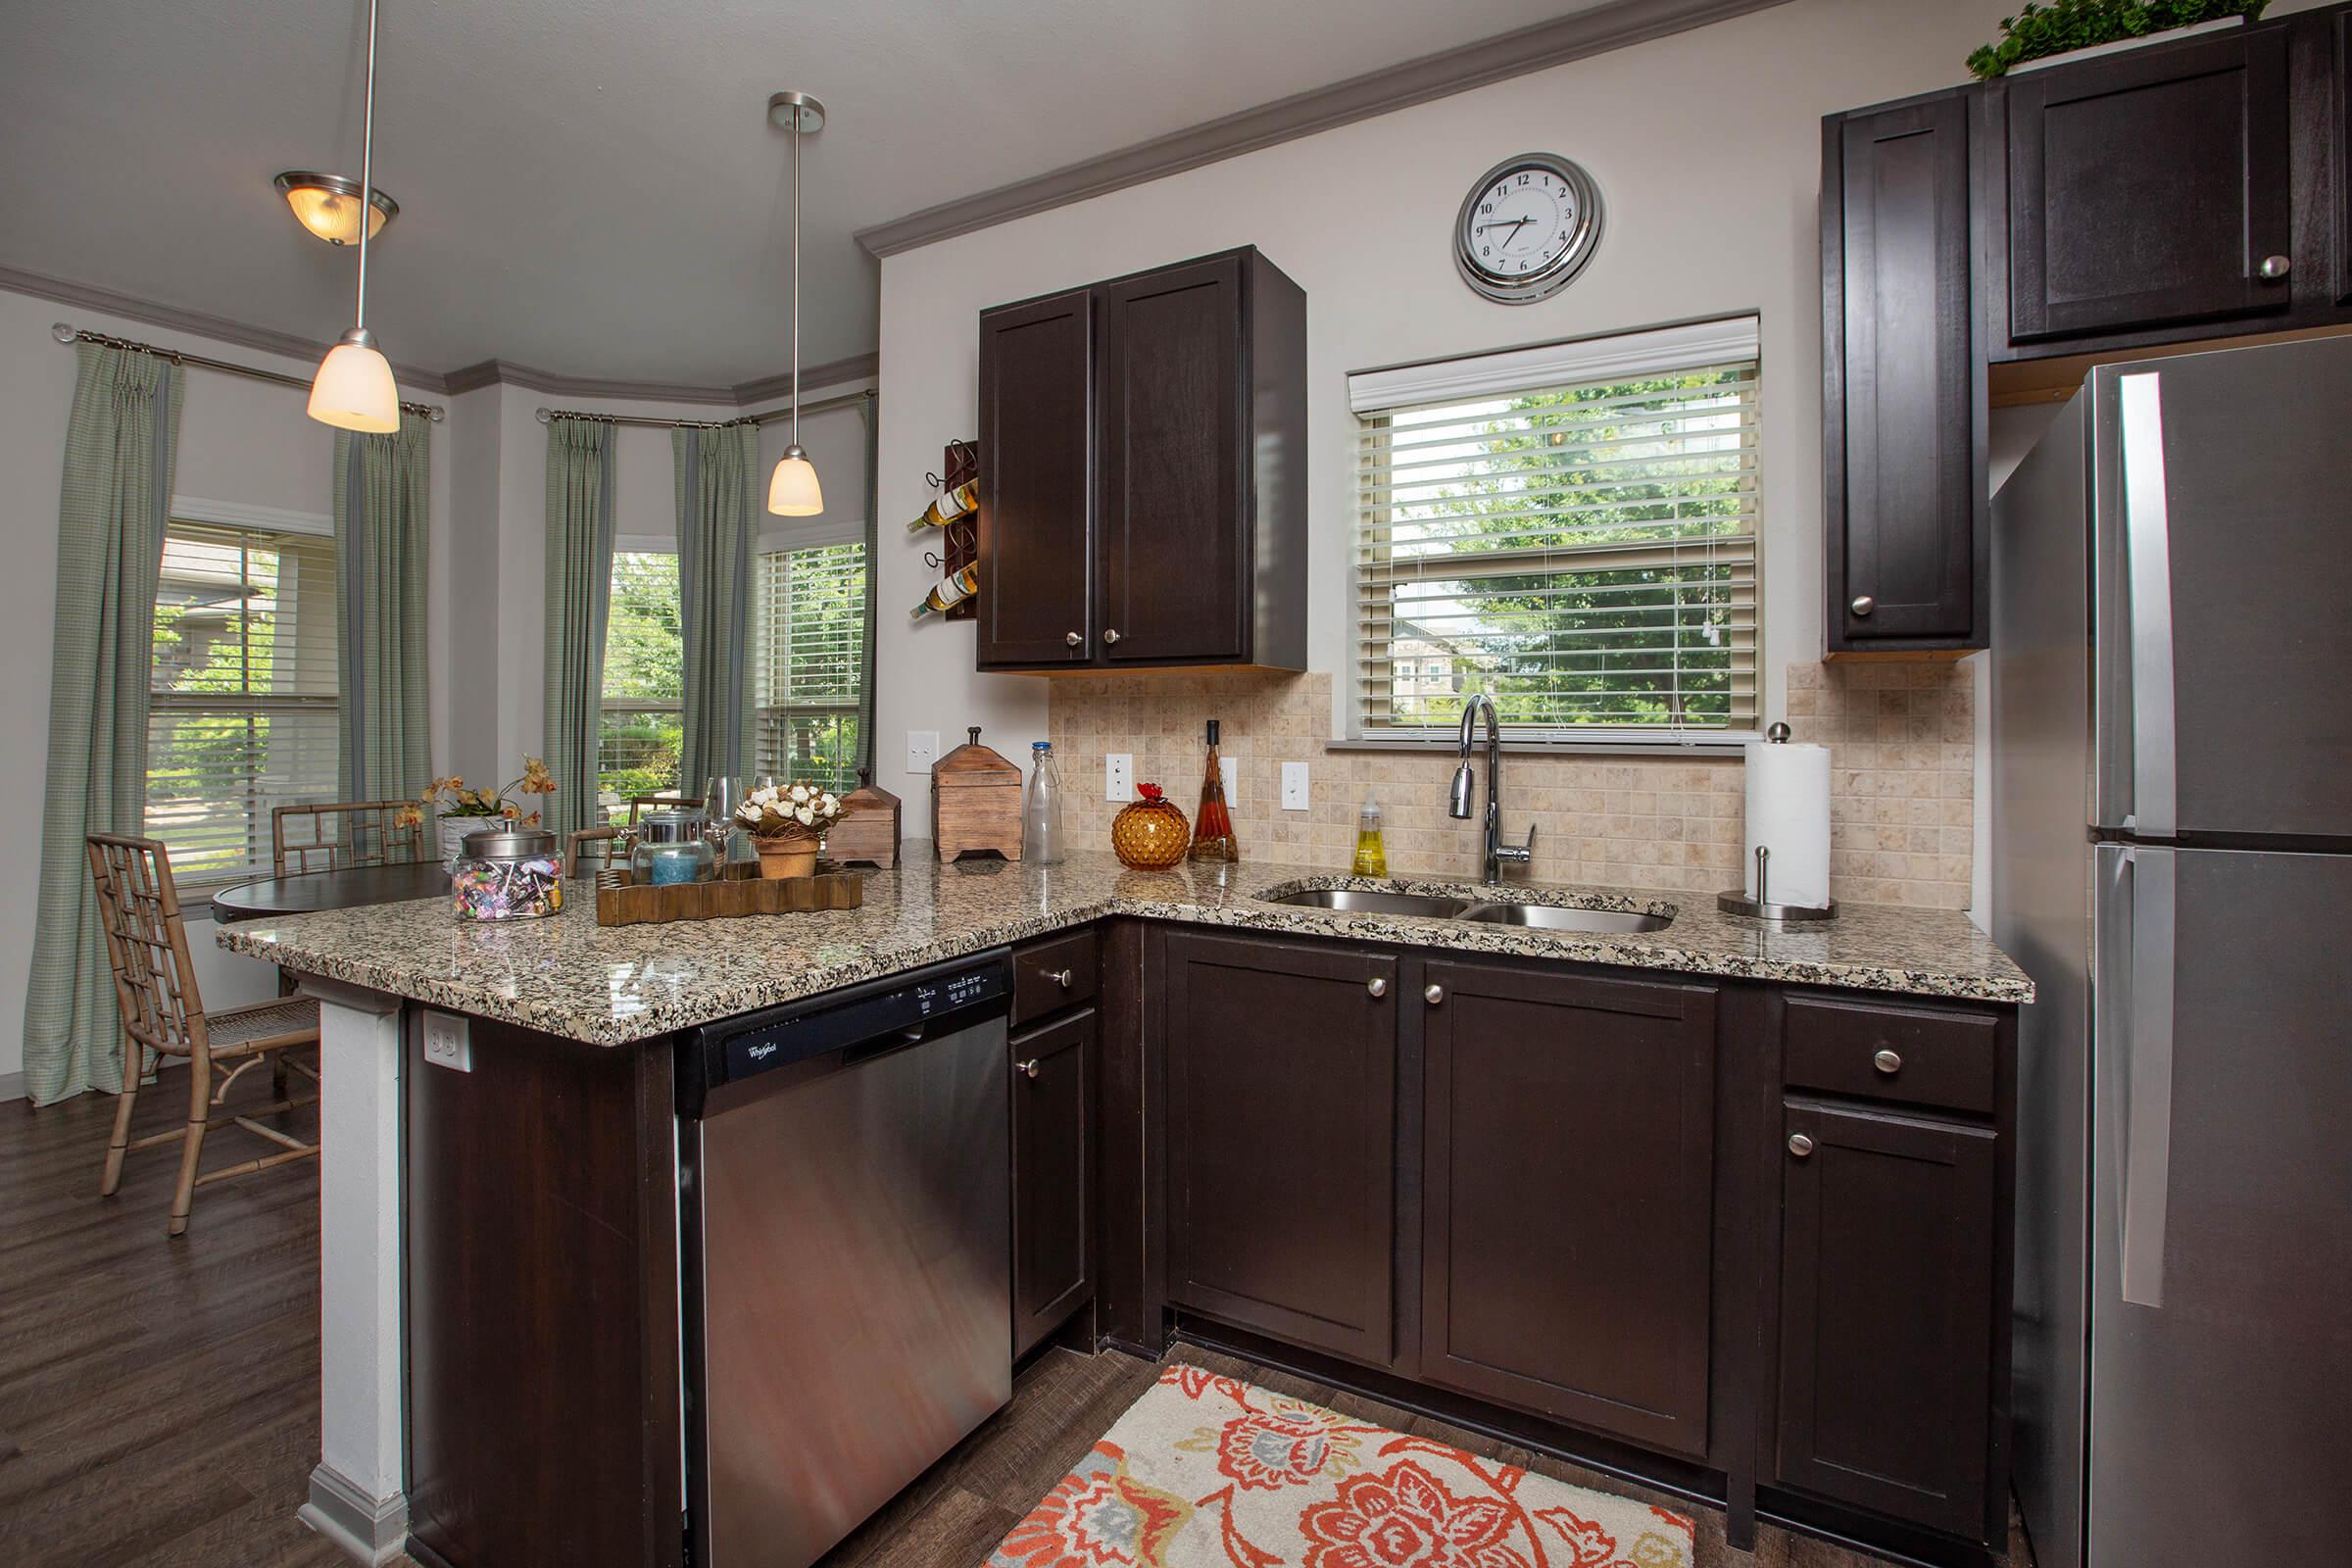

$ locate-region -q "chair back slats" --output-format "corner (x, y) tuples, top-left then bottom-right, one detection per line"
(271, 800), (424, 876)
(85, 834), (207, 1061)
(567, 826), (628, 879)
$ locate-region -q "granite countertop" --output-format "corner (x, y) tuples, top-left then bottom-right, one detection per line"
(217, 849), (2033, 1046)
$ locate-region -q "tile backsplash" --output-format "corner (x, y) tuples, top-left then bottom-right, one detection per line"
(1045, 661), (1974, 909)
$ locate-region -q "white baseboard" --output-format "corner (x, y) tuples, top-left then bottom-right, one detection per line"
(0, 1070), (24, 1103)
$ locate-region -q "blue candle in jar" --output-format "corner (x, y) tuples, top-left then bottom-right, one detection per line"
(649, 846), (699, 885)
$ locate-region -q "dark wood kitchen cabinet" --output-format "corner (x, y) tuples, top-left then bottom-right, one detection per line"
(1011, 1007), (1096, 1357)
(1822, 90), (1984, 652)
(976, 246), (1305, 672)
(1775, 1099), (1998, 1539)
(1159, 929), (1396, 1365)
(1416, 959), (1718, 1457)
(1995, 23), (2295, 349)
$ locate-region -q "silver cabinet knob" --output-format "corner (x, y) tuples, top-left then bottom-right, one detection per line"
(1064, 630), (1083, 647)
(1873, 1048), (1902, 1075)
(1366, 976), (1388, 998)
(1850, 594), (1876, 617)
(2259, 254), (2291, 281)
(1047, 968), (1074, 988)
(1424, 983), (1446, 1005)
(1017, 1058), (1041, 1080)
(1102, 628), (1122, 645)
(1788, 1133), (1815, 1158)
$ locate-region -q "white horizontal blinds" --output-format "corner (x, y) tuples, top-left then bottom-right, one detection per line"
(147, 521), (341, 883)
(754, 541), (866, 793)
(599, 550), (685, 818)
(1352, 321), (1760, 741)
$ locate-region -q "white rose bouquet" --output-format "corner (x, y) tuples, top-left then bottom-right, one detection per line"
(733, 780), (852, 843)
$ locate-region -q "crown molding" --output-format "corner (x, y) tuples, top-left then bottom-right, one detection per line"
(731, 352), (879, 407)
(857, 0), (1793, 259)
(0, 262), (453, 393)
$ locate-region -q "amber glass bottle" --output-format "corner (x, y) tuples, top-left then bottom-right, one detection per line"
(1188, 719), (1239, 862)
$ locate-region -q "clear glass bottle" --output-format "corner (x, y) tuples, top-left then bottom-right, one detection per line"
(1023, 741), (1065, 865)
(1352, 796), (1389, 877)
(1187, 719), (1239, 862)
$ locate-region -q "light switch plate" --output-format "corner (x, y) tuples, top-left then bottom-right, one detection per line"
(1219, 757), (1239, 804)
(906, 730), (940, 774)
(1105, 754), (1133, 802)
(422, 1011), (471, 1073)
(1281, 761), (1310, 811)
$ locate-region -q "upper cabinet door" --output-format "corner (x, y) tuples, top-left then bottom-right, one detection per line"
(1825, 93), (1983, 651)
(1095, 254), (1248, 665)
(2005, 26), (2293, 344)
(977, 289), (1095, 667)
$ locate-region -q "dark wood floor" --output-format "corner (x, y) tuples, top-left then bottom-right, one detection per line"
(0, 1076), (2029, 1568)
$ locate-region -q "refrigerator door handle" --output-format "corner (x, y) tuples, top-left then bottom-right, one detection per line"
(2118, 372), (2179, 838)
(2110, 843), (2177, 1309)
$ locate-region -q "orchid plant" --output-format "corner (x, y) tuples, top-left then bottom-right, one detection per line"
(734, 780), (851, 841)
(396, 757), (558, 830)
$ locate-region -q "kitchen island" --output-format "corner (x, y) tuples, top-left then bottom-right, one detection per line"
(221, 850), (2029, 1568)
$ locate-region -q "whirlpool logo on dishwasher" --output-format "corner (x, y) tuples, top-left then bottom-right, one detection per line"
(746, 1042), (779, 1063)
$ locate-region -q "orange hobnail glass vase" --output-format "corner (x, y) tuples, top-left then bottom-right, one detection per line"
(1111, 785), (1191, 870)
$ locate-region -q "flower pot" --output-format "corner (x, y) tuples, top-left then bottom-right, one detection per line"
(437, 813), (501, 871)
(755, 836), (820, 880)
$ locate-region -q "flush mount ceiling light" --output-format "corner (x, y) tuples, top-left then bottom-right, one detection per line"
(766, 89), (824, 516)
(274, 170), (397, 246)
(307, 0), (400, 432)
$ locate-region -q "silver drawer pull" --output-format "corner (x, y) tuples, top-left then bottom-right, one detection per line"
(1366, 977), (1388, 998)
(1873, 1048), (1902, 1075)
(2259, 254), (2291, 281)
(1423, 984), (1446, 1005)
(1850, 594), (1875, 617)
(1017, 1058), (1041, 1080)
(1046, 968), (1074, 988)
(1788, 1133), (1816, 1158)
(1102, 628), (1122, 644)
(1064, 631), (1083, 646)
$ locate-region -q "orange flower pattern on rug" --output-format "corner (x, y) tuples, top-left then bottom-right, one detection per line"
(987, 1366), (1694, 1568)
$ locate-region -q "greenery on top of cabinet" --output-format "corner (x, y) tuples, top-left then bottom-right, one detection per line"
(1966, 0), (2269, 78)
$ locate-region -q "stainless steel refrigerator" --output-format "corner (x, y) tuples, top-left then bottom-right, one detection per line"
(1992, 335), (2352, 1568)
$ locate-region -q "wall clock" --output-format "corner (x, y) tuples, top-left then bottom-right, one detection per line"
(1454, 153), (1603, 304)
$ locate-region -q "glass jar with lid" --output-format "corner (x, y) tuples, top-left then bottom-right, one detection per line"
(630, 809), (715, 887)
(452, 826), (565, 921)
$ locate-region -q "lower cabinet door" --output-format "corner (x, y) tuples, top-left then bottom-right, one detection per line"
(1776, 1100), (1996, 1538)
(1161, 930), (1398, 1366)
(1417, 959), (1718, 1457)
(1011, 1008), (1096, 1358)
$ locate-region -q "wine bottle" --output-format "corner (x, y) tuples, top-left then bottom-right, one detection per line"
(1187, 718), (1238, 862)
(905, 477), (978, 533)
(908, 562), (980, 620)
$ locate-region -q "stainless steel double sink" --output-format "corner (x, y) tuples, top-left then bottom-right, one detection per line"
(1266, 886), (1672, 935)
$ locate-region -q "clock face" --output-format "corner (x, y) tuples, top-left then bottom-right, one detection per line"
(1454, 154), (1602, 304)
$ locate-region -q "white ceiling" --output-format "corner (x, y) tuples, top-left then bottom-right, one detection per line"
(0, 0), (1616, 387)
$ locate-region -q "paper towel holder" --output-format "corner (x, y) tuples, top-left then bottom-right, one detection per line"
(1717, 725), (1839, 921)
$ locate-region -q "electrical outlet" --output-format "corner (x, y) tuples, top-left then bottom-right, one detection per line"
(1219, 757), (1239, 805)
(422, 1011), (471, 1073)
(1281, 761), (1310, 811)
(906, 730), (939, 774)
(1105, 754), (1133, 802)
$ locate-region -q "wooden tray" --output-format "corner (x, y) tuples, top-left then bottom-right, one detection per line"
(594, 861), (865, 926)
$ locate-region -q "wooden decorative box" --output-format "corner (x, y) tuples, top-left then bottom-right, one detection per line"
(593, 861), (864, 926)
(931, 727), (1023, 862)
(825, 772), (902, 868)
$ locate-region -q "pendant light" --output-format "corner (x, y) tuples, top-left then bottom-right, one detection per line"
(308, 0), (400, 433)
(766, 90), (824, 515)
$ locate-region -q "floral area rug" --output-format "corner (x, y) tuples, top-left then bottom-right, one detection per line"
(987, 1363), (1694, 1568)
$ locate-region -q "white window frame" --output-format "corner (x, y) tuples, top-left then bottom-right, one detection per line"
(598, 542), (686, 814)
(1344, 316), (1764, 757)
(755, 514), (867, 793)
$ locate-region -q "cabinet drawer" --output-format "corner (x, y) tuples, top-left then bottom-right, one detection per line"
(1012, 928), (1100, 1024)
(1785, 996), (1997, 1115)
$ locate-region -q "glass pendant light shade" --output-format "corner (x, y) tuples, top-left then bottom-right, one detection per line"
(767, 445), (824, 515)
(275, 172), (396, 246)
(308, 335), (400, 432)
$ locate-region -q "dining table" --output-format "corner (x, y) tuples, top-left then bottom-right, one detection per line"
(209, 859), (454, 923)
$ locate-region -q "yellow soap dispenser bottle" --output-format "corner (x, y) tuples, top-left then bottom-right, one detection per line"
(1351, 795), (1389, 877)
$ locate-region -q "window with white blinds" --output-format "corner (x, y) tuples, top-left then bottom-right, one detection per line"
(147, 520), (341, 883)
(755, 540), (865, 794)
(599, 550), (684, 816)
(1350, 318), (1761, 745)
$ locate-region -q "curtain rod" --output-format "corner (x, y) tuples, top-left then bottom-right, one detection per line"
(535, 386), (874, 430)
(50, 323), (445, 421)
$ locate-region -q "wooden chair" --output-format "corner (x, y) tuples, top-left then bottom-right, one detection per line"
(567, 826), (629, 878)
(271, 799), (424, 876)
(87, 834), (321, 1236)
(625, 793), (703, 825)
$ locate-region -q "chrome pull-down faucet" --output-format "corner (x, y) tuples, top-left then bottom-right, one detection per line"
(1448, 695), (1535, 884)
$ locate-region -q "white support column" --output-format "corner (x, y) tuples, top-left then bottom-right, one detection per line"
(297, 978), (409, 1565)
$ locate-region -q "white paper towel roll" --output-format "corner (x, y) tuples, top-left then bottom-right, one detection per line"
(1742, 739), (1832, 908)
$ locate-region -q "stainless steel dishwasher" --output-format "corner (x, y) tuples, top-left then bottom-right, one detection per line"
(676, 950), (1013, 1568)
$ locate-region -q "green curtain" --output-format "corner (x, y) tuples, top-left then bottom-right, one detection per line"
(673, 424), (756, 788)
(23, 345), (180, 1105)
(542, 416), (614, 840)
(333, 411), (432, 803)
